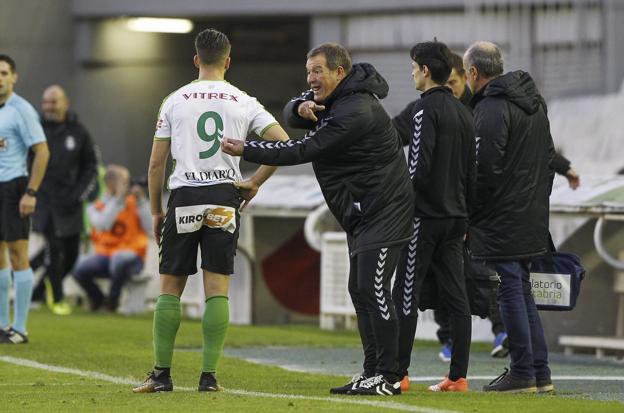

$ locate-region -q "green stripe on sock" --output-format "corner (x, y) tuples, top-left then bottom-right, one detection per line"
(153, 294), (181, 369)
(202, 295), (229, 373)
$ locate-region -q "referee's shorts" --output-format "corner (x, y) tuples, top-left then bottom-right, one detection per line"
(0, 176), (30, 242)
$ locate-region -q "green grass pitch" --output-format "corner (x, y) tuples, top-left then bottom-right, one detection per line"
(0, 309), (622, 412)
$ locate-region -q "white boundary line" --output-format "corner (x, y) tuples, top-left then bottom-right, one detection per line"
(232, 356), (624, 383)
(409, 376), (624, 382)
(0, 356), (459, 413)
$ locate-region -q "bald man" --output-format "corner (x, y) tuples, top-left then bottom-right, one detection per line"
(30, 85), (98, 315)
(464, 41), (555, 393)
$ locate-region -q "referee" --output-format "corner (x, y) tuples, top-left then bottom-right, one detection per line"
(0, 54), (50, 344)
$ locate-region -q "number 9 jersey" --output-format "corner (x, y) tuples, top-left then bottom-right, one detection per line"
(154, 80), (278, 190)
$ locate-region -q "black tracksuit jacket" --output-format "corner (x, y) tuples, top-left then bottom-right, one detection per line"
(468, 71), (555, 260)
(32, 112), (98, 237)
(392, 86), (476, 219)
(243, 63), (414, 255)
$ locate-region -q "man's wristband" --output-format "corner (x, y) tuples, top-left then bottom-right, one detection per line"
(25, 188), (37, 197)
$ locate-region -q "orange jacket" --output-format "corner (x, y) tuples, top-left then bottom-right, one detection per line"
(91, 195), (148, 259)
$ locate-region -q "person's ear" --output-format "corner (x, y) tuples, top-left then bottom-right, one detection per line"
(224, 56), (231, 71)
(469, 66), (478, 81)
(193, 55), (200, 69)
(335, 66), (345, 81)
(422, 64), (431, 78)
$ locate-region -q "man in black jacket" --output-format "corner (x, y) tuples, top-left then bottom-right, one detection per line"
(31, 85), (98, 315)
(223, 43), (414, 396)
(431, 52), (509, 363)
(389, 42), (475, 392)
(464, 41), (555, 393)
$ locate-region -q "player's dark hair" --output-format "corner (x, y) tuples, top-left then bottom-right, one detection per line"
(449, 52), (465, 76)
(307, 43), (352, 74)
(195, 29), (231, 66)
(0, 54), (16, 72)
(410, 41), (453, 85)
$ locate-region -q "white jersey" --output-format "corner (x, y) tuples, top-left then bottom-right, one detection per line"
(154, 80), (277, 189)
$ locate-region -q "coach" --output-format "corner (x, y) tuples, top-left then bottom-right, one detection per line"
(223, 43), (413, 396)
(464, 41), (555, 393)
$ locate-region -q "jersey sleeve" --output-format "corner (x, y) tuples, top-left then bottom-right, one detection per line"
(247, 97), (278, 138)
(154, 94), (173, 140)
(17, 103), (46, 147)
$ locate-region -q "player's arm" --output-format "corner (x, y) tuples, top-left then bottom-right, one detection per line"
(251, 123), (290, 185)
(234, 124), (289, 210)
(148, 139), (170, 242)
(20, 142), (49, 217)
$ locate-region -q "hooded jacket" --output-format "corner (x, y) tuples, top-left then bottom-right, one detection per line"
(468, 70), (555, 260)
(243, 63), (414, 254)
(32, 112), (98, 237)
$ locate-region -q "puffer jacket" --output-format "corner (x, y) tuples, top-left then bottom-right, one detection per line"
(468, 70), (555, 260)
(243, 63), (414, 254)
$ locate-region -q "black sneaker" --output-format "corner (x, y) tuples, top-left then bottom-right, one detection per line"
(198, 372), (223, 392)
(348, 375), (401, 396)
(329, 373), (370, 394)
(0, 327), (28, 344)
(536, 376), (554, 393)
(483, 368), (537, 393)
(132, 370), (173, 393)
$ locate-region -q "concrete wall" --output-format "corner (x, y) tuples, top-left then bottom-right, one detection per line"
(0, 0), (74, 111)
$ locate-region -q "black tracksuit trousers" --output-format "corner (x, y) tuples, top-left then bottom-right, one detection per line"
(348, 244), (403, 382)
(392, 217), (471, 381)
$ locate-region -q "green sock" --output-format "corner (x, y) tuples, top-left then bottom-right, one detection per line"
(202, 295), (229, 373)
(153, 294), (182, 369)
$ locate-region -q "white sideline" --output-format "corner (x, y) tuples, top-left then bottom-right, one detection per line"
(0, 355), (459, 413)
(409, 375), (624, 382)
(234, 357), (624, 382)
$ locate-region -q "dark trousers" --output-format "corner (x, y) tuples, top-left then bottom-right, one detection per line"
(434, 289), (505, 344)
(72, 251), (143, 309)
(31, 221), (80, 303)
(392, 217), (471, 381)
(348, 244), (403, 382)
(494, 260), (550, 380)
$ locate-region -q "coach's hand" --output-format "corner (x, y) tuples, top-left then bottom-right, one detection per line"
(565, 168), (580, 190)
(221, 137), (244, 156)
(152, 213), (165, 244)
(297, 101), (325, 122)
(235, 179), (259, 211)
(19, 193), (36, 217)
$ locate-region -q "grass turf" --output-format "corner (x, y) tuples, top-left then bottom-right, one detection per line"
(0, 309), (622, 413)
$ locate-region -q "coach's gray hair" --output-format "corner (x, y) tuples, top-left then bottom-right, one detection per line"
(464, 41), (504, 78)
